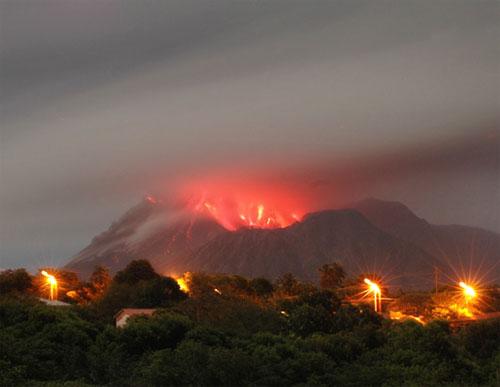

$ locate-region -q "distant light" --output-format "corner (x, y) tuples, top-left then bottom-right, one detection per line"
(364, 278), (382, 312)
(459, 281), (476, 298)
(41, 270), (58, 301)
(176, 277), (189, 293)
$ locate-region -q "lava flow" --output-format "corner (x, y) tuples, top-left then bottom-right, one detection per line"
(194, 198), (301, 230)
(176, 175), (310, 231)
(182, 188), (303, 231)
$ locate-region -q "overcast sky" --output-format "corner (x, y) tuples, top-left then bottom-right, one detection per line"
(1, 0), (499, 270)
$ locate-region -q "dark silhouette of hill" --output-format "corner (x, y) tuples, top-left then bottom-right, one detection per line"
(351, 198), (500, 284)
(65, 199), (226, 278)
(66, 199), (453, 288)
(185, 209), (441, 288)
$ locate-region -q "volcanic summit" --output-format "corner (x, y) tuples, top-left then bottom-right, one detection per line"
(65, 196), (500, 289)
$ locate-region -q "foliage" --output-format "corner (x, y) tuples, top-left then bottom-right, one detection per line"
(249, 277), (274, 297)
(0, 269), (33, 295)
(318, 262), (346, 289)
(113, 260), (159, 284)
(274, 273), (314, 296)
(1, 261), (499, 386)
(66, 266), (112, 305)
(94, 261), (186, 320)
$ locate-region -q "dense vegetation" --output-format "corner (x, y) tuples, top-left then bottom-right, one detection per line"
(0, 261), (499, 386)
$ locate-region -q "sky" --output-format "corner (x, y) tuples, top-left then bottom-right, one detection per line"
(1, 0), (499, 270)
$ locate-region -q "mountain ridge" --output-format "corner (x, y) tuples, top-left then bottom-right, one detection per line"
(65, 197), (500, 288)
(351, 198), (500, 283)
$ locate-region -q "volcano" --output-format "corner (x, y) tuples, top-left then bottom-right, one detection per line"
(65, 199), (226, 278)
(351, 198), (500, 284)
(64, 197), (500, 288)
(185, 209), (442, 288)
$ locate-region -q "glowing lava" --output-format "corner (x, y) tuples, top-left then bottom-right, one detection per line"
(176, 176), (310, 230)
(191, 196), (302, 230)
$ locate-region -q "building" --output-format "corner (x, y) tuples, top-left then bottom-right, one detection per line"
(115, 308), (157, 328)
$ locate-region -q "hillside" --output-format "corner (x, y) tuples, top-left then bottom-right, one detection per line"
(65, 198), (455, 288)
(352, 198), (500, 283)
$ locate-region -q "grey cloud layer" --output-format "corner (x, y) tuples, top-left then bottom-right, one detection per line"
(0, 1), (498, 268)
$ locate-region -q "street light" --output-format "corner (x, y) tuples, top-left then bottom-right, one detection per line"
(41, 270), (58, 301)
(459, 281), (476, 305)
(364, 278), (382, 312)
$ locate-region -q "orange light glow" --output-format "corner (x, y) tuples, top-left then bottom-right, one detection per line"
(178, 177), (308, 231)
(192, 197), (302, 230)
(389, 311), (425, 325)
(364, 278), (382, 312)
(449, 303), (474, 318)
(459, 281), (476, 299)
(175, 275), (190, 293)
(41, 270), (58, 301)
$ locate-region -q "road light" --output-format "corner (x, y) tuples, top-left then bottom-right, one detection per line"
(364, 278), (382, 313)
(41, 270), (58, 301)
(459, 281), (476, 305)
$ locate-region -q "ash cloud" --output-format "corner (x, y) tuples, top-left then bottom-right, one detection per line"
(1, 1), (498, 269)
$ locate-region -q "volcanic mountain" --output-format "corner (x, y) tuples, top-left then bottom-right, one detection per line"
(351, 198), (500, 284)
(185, 209), (442, 288)
(65, 199), (226, 278)
(65, 197), (499, 288)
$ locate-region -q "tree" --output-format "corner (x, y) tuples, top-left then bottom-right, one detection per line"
(96, 265), (186, 318)
(120, 312), (193, 355)
(275, 273), (301, 296)
(89, 265), (112, 296)
(288, 304), (333, 336)
(318, 262), (345, 290)
(133, 277), (186, 307)
(0, 269), (33, 294)
(114, 260), (159, 284)
(249, 278), (274, 297)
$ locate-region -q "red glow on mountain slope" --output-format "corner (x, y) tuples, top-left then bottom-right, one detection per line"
(179, 179), (306, 231)
(189, 195), (302, 230)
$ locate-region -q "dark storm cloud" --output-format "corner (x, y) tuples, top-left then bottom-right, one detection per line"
(0, 0), (499, 269)
(314, 130), (500, 191)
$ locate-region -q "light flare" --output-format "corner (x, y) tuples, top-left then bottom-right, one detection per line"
(364, 278), (382, 313)
(175, 273), (191, 293)
(389, 311), (425, 324)
(41, 270), (58, 301)
(459, 281), (476, 299)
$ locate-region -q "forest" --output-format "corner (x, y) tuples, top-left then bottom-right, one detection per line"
(1, 260), (499, 386)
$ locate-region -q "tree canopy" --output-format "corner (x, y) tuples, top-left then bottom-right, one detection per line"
(1, 260), (499, 386)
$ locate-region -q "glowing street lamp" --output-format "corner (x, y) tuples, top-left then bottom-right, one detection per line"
(459, 281), (476, 305)
(41, 270), (58, 301)
(364, 278), (382, 313)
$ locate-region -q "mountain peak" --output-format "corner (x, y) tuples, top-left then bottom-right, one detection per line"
(64, 197), (500, 287)
(350, 197), (428, 230)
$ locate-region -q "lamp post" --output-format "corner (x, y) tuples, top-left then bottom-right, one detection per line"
(41, 270), (58, 301)
(459, 281), (476, 306)
(364, 278), (382, 313)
